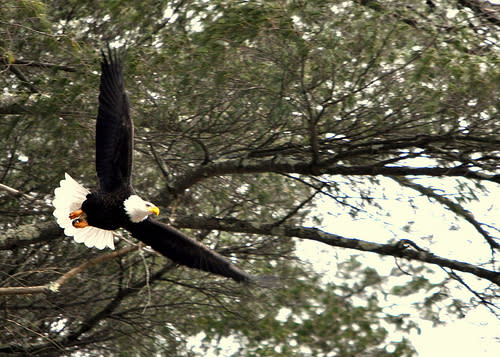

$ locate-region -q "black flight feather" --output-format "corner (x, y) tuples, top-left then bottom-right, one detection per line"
(125, 218), (254, 282)
(96, 47), (133, 193)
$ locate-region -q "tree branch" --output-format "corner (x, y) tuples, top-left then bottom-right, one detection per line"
(172, 215), (500, 286)
(0, 262), (176, 354)
(169, 155), (500, 195)
(0, 57), (77, 72)
(0, 181), (38, 201)
(390, 176), (500, 250)
(0, 222), (60, 250)
(444, 269), (499, 317)
(0, 243), (142, 296)
(7, 64), (38, 93)
(0, 101), (29, 115)
(458, 0), (500, 27)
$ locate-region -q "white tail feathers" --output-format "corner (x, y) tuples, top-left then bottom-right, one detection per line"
(52, 173), (114, 250)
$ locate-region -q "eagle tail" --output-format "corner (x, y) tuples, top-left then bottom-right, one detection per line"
(53, 173), (115, 250)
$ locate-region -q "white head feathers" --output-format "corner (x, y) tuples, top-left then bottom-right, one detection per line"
(123, 194), (159, 223)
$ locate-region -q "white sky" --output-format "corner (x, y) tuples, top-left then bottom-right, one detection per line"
(295, 177), (500, 357)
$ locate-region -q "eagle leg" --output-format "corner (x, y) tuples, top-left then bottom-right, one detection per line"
(69, 209), (83, 220)
(72, 217), (89, 228)
(70, 210), (88, 228)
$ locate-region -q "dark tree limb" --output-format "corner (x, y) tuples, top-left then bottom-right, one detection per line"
(0, 222), (60, 251)
(458, 0), (500, 27)
(7, 65), (38, 93)
(168, 154), (500, 196)
(0, 57), (77, 72)
(172, 215), (500, 286)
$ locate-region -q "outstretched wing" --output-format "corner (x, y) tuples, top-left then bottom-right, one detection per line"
(125, 218), (253, 283)
(96, 48), (133, 193)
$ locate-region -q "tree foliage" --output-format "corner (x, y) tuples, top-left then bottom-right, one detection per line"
(0, 0), (499, 355)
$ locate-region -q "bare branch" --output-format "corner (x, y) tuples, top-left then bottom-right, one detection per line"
(168, 154), (500, 195)
(0, 182), (38, 201)
(272, 186), (322, 226)
(444, 269), (499, 317)
(0, 243), (142, 296)
(458, 0), (500, 27)
(0, 262), (177, 355)
(0, 57), (77, 72)
(173, 215), (500, 286)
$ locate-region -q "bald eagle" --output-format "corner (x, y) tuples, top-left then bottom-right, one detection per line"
(53, 49), (255, 283)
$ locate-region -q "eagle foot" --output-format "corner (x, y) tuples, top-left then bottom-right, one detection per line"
(70, 210), (88, 228)
(72, 218), (89, 228)
(69, 209), (83, 220)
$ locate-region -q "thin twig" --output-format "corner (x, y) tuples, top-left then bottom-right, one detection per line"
(0, 182), (38, 201)
(443, 268), (500, 317)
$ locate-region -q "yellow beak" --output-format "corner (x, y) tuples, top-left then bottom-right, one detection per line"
(148, 206), (160, 216)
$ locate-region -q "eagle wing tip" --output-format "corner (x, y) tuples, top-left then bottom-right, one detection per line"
(248, 275), (282, 289)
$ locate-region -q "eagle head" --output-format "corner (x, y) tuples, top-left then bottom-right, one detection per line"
(124, 195), (160, 223)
